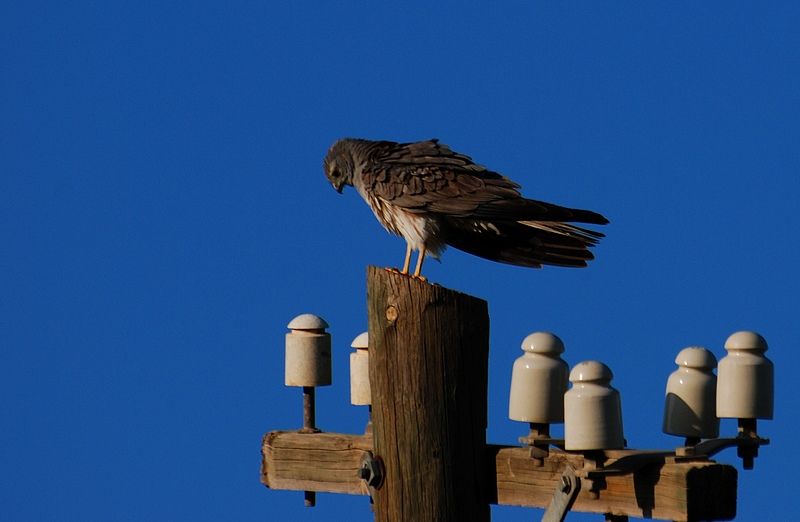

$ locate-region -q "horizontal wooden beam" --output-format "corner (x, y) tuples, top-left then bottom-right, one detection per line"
(261, 431), (372, 496)
(261, 431), (737, 521)
(487, 444), (736, 521)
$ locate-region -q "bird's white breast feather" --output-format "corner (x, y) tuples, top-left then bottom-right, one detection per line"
(358, 192), (445, 258)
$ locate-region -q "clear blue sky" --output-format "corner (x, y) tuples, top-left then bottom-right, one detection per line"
(3, 2), (798, 521)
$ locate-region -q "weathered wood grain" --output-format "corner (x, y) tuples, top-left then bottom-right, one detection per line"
(261, 431), (372, 496)
(367, 266), (491, 522)
(262, 432), (737, 521)
(487, 445), (736, 521)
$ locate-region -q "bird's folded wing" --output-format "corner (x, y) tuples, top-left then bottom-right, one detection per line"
(361, 140), (605, 224)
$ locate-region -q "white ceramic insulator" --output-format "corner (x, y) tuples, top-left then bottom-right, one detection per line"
(284, 314), (332, 387)
(564, 361), (624, 450)
(350, 331), (370, 406)
(663, 346), (719, 438)
(716, 331), (773, 419)
(508, 332), (569, 423)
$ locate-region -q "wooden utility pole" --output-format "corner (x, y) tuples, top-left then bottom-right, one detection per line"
(367, 266), (490, 522)
(261, 267), (752, 521)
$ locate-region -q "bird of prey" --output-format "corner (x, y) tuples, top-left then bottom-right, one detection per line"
(323, 138), (609, 278)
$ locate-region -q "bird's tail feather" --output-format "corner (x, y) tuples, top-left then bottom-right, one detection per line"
(560, 206), (609, 225)
(473, 198), (609, 225)
(518, 221), (604, 245)
(442, 218), (605, 268)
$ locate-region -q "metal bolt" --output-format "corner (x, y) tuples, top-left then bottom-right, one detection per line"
(359, 453), (385, 489)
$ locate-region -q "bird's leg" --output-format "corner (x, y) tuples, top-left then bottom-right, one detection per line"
(401, 243), (412, 275)
(413, 246), (427, 281)
(386, 243), (413, 276)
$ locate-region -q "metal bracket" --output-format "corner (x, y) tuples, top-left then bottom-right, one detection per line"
(583, 451), (671, 478)
(675, 435), (770, 468)
(519, 423), (566, 466)
(576, 450), (672, 499)
(520, 436), (565, 464)
(542, 465), (581, 522)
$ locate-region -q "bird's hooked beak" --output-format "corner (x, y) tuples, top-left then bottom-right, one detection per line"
(325, 159), (346, 193)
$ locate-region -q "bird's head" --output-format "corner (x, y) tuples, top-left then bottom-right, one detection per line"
(323, 139), (357, 193)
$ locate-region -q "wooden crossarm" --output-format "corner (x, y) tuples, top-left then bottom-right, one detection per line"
(261, 431), (737, 521)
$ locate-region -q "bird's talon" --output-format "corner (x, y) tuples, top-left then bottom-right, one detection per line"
(384, 267), (425, 281)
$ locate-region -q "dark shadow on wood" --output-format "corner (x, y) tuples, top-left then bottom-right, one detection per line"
(632, 462), (661, 518)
